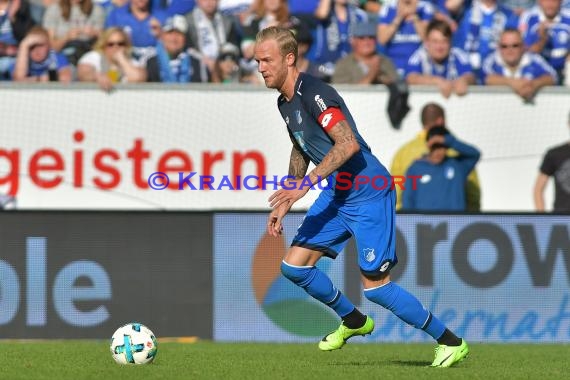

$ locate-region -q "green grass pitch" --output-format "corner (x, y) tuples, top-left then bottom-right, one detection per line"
(2, 341), (569, 380)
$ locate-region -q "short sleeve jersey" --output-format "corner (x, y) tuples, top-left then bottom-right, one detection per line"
(277, 73), (391, 204)
(540, 143), (570, 212)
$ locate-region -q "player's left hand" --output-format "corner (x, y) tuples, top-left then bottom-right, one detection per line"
(268, 179), (311, 209)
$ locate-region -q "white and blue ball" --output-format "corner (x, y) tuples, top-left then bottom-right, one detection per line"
(110, 323), (158, 365)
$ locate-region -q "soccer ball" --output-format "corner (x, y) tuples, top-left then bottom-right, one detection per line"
(110, 323), (158, 365)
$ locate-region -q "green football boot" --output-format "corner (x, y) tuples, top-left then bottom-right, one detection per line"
(430, 339), (469, 368)
(318, 316), (374, 351)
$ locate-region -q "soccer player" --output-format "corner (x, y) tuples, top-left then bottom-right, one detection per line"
(254, 26), (469, 368)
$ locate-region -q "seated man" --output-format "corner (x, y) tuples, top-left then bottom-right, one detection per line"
(12, 26), (72, 82)
(406, 19), (475, 98)
(146, 15), (211, 83)
(402, 126), (481, 211)
(482, 28), (557, 101)
(332, 20), (399, 85)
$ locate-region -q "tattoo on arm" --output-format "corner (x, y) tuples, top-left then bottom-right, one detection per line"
(289, 141), (310, 179)
(309, 120), (358, 183)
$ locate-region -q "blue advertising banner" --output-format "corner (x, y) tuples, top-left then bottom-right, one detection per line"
(214, 214), (570, 343)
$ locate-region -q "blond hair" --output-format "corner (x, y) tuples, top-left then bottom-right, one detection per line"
(255, 26), (298, 64)
(93, 27), (133, 55)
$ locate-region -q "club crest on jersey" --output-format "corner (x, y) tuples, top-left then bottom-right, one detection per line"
(363, 248), (375, 263)
(314, 95), (327, 112)
(446, 167), (455, 180)
(295, 110), (302, 124)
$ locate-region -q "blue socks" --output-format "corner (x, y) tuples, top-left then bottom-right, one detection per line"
(281, 261), (447, 341)
(281, 261), (355, 318)
(364, 281), (446, 340)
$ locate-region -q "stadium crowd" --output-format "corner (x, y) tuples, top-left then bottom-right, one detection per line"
(1, 0), (569, 93)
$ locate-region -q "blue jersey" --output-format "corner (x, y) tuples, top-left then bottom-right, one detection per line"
(152, 0), (195, 16)
(379, 0), (435, 74)
(403, 135), (480, 211)
(277, 73), (391, 204)
(308, 5), (368, 70)
(482, 50), (558, 81)
(105, 4), (167, 49)
(454, 2), (518, 80)
(288, 0), (319, 15)
(519, 6), (570, 75)
(11, 50), (69, 77)
(0, 12), (17, 46)
(405, 46), (473, 79)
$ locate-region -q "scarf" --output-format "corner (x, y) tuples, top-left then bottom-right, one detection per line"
(156, 41), (190, 83)
(420, 48), (459, 79)
(193, 7), (227, 60)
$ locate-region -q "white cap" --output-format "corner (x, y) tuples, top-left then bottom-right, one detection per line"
(163, 15), (188, 34)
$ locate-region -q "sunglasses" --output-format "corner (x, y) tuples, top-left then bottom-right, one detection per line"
(500, 43), (521, 49)
(106, 41), (126, 47)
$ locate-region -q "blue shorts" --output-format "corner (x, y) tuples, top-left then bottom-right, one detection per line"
(291, 189), (398, 276)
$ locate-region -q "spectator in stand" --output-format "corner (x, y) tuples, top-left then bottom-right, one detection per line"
(308, 0), (368, 80)
(12, 25), (72, 81)
(42, 0), (105, 65)
(146, 15), (211, 82)
(519, 0), (570, 84)
(378, 0), (434, 78)
(391, 102), (481, 211)
(0, 0), (36, 80)
(105, 0), (168, 63)
(534, 111), (570, 212)
(402, 125), (481, 212)
(292, 22), (329, 81)
(242, 0), (301, 37)
(482, 28), (557, 101)
(77, 27), (146, 90)
(406, 19), (475, 98)
(184, 0), (241, 76)
(332, 20), (399, 84)
(212, 42), (241, 82)
(453, 0), (519, 83)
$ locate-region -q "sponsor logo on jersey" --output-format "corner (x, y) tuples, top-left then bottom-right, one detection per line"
(314, 95), (327, 112)
(420, 174), (431, 184)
